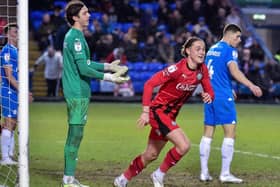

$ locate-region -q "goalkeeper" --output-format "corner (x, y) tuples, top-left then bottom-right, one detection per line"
(61, 1), (129, 187)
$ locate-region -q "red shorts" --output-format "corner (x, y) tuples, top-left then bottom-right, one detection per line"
(148, 107), (179, 141)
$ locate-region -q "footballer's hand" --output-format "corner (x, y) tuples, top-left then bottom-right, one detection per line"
(110, 60), (128, 75)
(249, 85), (263, 97)
(201, 92), (212, 104)
(112, 72), (130, 84)
(137, 112), (149, 128)
(104, 73), (130, 84)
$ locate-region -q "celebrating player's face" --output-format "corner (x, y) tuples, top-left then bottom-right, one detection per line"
(188, 40), (205, 64)
(77, 6), (90, 28)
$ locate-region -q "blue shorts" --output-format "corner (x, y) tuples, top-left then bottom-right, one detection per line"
(1, 88), (18, 119)
(204, 98), (237, 126)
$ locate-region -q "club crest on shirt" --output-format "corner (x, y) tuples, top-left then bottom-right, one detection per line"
(232, 50), (238, 59)
(4, 53), (10, 61)
(197, 73), (203, 80)
(74, 41), (82, 52)
(87, 60), (91, 65)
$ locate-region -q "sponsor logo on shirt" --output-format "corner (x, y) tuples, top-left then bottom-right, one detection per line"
(176, 83), (197, 91)
(207, 50), (221, 57)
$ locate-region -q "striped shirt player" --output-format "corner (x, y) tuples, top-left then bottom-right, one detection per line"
(114, 37), (214, 187)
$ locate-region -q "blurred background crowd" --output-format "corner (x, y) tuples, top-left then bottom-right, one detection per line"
(3, 0), (279, 102)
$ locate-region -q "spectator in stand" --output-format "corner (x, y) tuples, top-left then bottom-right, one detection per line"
(193, 17), (211, 37)
(210, 7), (227, 38)
(239, 48), (253, 76)
(167, 9), (184, 34)
(122, 27), (140, 62)
(142, 35), (158, 62)
(33, 45), (63, 97)
(100, 13), (113, 34)
(115, 0), (139, 23)
(203, 0), (218, 29)
(84, 28), (95, 58)
(0, 18), (7, 35)
(50, 5), (66, 33)
(173, 31), (185, 62)
(106, 47), (127, 65)
(183, 0), (205, 24)
(37, 13), (55, 51)
(95, 34), (115, 61)
(158, 33), (175, 64)
(157, 0), (172, 25)
(226, 7), (241, 26)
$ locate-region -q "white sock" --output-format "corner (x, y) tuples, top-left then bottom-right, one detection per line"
(221, 138), (234, 176)
(1, 129), (12, 160)
(154, 168), (165, 179)
(9, 131), (15, 157)
(63, 175), (74, 184)
(119, 174), (128, 184)
(199, 136), (212, 175)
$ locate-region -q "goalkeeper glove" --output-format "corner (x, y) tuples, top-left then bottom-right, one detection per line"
(104, 72), (130, 84)
(104, 60), (128, 76)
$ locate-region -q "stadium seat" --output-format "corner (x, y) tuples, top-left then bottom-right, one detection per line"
(90, 12), (102, 21)
(54, 1), (67, 8)
(91, 80), (100, 93)
(30, 11), (44, 21)
(121, 23), (133, 33)
(132, 81), (145, 93)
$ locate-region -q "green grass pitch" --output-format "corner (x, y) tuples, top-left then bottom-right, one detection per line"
(29, 102), (280, 187)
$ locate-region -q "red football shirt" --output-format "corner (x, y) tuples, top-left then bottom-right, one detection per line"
(143, 58), (214, 119)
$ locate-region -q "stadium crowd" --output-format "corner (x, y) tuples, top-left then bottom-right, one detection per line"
(28, 0), (280, 102)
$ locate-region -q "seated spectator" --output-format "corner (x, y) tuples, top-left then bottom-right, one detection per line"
(122, 27), (140, 62)
(158, 33), (175, 64)
(95, 34), (115, 61)
(142, 35), (158, 62)
(106, 47), (127, 64)
(51, 5), (65, 33)
(36, 13), (55, 51)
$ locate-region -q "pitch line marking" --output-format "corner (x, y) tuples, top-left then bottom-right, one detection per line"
(54, 140), (280, 160)
(192, 144), (280, 160)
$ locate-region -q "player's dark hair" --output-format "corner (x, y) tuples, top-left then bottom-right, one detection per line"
(181, 36), (203, 57)
(65, 0), (85, 26)
(223, 24), (241, 36)
(4, 22), (17, 34)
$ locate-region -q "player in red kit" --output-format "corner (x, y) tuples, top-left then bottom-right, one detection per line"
(114, 37), (214, 187)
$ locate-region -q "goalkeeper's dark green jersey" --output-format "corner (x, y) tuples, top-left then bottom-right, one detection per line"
(62, 28), (105, 98)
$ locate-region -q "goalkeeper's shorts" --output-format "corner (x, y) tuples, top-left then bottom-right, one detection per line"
(66, 98), (89, 125)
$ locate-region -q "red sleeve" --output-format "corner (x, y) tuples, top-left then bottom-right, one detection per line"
(201, 64), (214, 100)
(142, 67), (175, 106)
